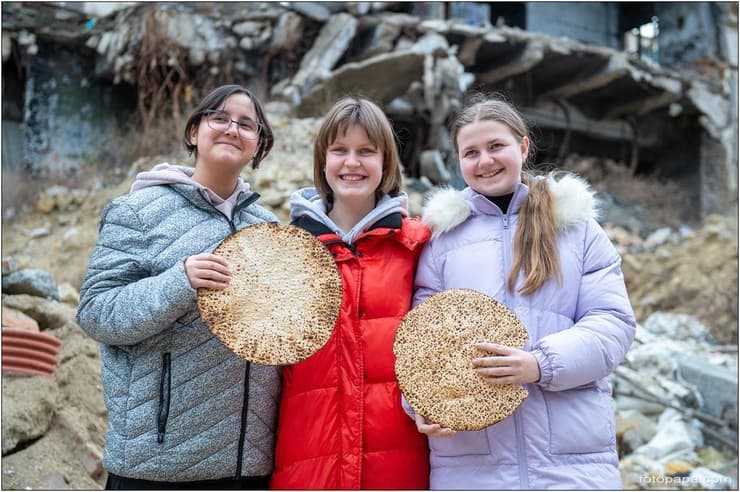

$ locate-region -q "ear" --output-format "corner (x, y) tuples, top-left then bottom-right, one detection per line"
(520, 136), (530, 162)
(188, 126), (198, 147)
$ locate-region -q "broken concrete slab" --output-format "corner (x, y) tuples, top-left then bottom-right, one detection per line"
(297, 50), (425, 116)
(276, 12), (358, 103)
(678, 358), (738, 428)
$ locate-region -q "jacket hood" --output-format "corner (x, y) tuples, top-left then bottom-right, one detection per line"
(131, 162), (251, 217)
(422, 173), (599, 238)
(290, 187), (409, 244)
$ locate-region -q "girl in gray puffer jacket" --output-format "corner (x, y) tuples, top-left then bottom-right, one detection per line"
(411, 95), (636, 489)
(77, 85), (281, 489)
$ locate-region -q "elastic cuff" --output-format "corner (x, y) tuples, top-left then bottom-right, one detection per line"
(531, 348), (553, 387)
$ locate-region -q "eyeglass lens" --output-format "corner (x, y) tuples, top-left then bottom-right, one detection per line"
(205, 111), (259, 139)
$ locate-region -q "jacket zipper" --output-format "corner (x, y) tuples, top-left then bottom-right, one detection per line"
(230, 193), (259, 478)
(234, 361), (251, 478)
(157, 352), (172, 444)
(501, 194), (529, 489)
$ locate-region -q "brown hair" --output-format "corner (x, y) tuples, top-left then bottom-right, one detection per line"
(313, 97), (403, 211)
(183, 84), (274, 169)
(451, 94), (561, 295)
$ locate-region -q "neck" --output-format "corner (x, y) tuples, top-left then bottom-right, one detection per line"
(328, 198), (375, 234)
(485, 191), (515, 214)
(192, 167), (239, 199)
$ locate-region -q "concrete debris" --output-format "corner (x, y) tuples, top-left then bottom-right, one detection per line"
(633, 408), (702, 463)
(2, 2), (736, 219)
(2, 268), (60, 301)
(1, 375), (59, 455)
(275, 12), (358, 105)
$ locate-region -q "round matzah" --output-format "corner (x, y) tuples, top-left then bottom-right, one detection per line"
(393, 288), (529, 431)
(197, 222), (342, 365)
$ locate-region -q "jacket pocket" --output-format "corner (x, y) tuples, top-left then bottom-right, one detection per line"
(429, 430), (490, 457)
(157, 352), (171, 444)
(544, 385), (615, 455)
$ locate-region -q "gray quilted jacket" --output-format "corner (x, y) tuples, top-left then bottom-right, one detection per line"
(76, 183), (281, 482)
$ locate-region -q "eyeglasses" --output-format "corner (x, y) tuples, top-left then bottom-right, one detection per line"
(203, 110), (261, 140)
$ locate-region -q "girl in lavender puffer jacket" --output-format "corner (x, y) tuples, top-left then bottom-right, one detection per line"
(411, 95), (636, 490)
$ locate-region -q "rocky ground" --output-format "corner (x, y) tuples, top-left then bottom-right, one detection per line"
(1, 112), (737, 490)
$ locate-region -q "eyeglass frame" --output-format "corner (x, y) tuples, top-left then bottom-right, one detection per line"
(201, 109), (262, 140)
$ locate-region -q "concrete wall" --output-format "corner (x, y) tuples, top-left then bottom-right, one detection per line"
(655, 3), (718, 68)
(23, 40), (135, 179)
(526, 2), (620, 48)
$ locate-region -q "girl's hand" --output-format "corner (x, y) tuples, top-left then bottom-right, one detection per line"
(414, 414), (457, 438)
(184, 253), (232, 290)
(472, 342), (541, 385)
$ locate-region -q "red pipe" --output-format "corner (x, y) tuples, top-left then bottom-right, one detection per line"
(2, 327), (62, 347)
(2, 355), (56, 374)
(2, 346), (58, 365)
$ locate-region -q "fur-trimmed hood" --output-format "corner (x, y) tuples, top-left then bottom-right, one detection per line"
(421, 173), (599, 238)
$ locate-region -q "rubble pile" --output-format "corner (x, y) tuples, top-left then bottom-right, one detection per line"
(3, 2), (736, 218)
(615, 313), (737, 489)
(618, 216), (738, 345)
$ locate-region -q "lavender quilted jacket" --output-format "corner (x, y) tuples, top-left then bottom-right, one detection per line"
(413, 176), (635, 490)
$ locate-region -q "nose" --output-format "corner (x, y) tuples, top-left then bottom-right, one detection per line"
(223, 120), (240, 137)
(345, 151), (360, 166)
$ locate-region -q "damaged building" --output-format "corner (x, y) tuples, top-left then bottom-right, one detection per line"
(2, 1), (737, 219)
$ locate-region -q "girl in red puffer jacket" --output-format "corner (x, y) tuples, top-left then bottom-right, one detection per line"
(270, 97), (430, 490)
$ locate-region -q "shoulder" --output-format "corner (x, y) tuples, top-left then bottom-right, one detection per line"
(548, 173), (600, 231)
(242, 200), (280, 224)
(400, 216), (431, 246)
(420, 188), (472, 239)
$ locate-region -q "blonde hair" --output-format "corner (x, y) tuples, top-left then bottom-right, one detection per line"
(313, 97), (403, 211)
(451, 95), (561, 295)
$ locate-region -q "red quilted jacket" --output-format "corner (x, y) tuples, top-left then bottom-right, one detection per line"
(270, 213), (431, 490)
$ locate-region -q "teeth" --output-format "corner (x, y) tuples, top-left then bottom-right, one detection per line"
(480, 170), (501, 178)
(341, 175), (364, 181)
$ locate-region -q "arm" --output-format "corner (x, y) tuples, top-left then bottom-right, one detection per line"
(531, 219), (636, 391)
(412, 242), (444, 307)
(76, 200), (198, 346)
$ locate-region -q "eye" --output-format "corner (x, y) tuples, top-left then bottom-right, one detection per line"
(330, 146), (346, 154)
(211, 113), (229, 124)
(238, 120), (258, 132)
(359, 147), (377, 155)
(464, 149), (478, 157)
(489, 142), (503, 151)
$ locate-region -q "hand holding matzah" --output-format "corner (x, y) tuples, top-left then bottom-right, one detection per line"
(185, 253), (232, 290)
(414, 414), (456, 438)
(472, 342), (541, 385)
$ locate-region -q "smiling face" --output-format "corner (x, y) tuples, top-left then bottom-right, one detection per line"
(324, 123), (383, 213)
(457, 119), (529, 197)
(192, 93), (259, 174)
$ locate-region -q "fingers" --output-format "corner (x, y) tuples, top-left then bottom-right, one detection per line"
(473, 343), (519, 384)
(414, 414), (457, 438)
(472, 345), (541, 385)
(474, 342), (512, 354)
(185, 254), (232, 290)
